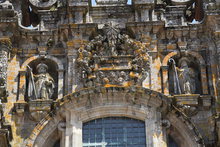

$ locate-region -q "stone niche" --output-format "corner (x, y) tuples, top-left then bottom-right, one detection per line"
(23, 58), (58, 121)
(168, 56), (202, 95)
(25, 58), (58, 101)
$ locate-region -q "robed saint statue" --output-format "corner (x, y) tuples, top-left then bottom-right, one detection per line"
(27, 63), (55, 100)
(169, 58), (196, 95)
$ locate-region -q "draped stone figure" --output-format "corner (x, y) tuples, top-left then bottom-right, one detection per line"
(28, 63), (55, 100)
(217, 78), (220, 101)
(178, 58), (196, 94)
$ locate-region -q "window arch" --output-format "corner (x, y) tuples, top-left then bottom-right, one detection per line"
(83, 117), (146, 147)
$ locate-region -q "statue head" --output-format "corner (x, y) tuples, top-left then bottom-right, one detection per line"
(36, 63), (48, 74)
(178, 58), (190, 68)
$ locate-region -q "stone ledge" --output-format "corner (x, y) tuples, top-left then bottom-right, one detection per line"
(14, 101), (28, 117)
(28, 100), (53, 111)
(174, 94), (200, 106)
(172, 94), (212, 108)
(28, 100), (53, 122)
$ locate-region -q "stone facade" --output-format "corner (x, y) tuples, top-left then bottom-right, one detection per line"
(0, 0), (219, 147)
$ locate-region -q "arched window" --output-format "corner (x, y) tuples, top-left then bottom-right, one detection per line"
(83, 117), (146, 147)
(168, 135), (179, 147)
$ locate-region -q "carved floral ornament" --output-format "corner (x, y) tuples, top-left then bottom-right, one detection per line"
(0, 38), (11, 98)
(76, 23), (150, 87)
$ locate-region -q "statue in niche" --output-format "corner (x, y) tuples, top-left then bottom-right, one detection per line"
(27, 63), (55, 100)
(178, 58), (196, 94)
(169, 58), (196, 94)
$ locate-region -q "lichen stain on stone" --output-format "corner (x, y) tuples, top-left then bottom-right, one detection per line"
(153, 133), (167, 147)
(104, 82), (131, 88)
(67, 39), (88, 47)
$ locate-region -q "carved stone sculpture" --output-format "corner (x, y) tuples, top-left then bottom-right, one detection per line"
(76, 23), (150, 87)
(169, 57), (197, 95)
(28, 63), (55, 100)
(216, 78), (220, 103)
(178, 58), (196, 94)
(0, 38), (11, 99)
(0, 50), (7, 98)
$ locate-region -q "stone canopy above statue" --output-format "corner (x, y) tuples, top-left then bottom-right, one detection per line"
(77, 23), (150, 87)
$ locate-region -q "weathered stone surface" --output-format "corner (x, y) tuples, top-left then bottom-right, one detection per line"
(0, 0), (219, 147)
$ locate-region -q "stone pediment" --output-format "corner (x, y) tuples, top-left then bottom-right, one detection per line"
(77, 23), (150, 87)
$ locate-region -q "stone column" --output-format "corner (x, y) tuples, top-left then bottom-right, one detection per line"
(70, 111), (82, 147)
(58, 122), (66, 147)
(75, 10), (84, 23)
(145, 111), (155, 146)
(0, 38), (11, 100)
(66, 41), (79, 94)
(58, 69), (64, 99)
(161, 66), (169, 95)
(152, 10), (158, 21)
(18, 70), (26, 102)
(141, 9), (149, 22)
(200, 64), (208, 94)
(135, 9), (140, 22)
(65, 110), (83, 147)
(66, 55), (73, 94)
(66, 41), (74, 94)
(145, 108), (167, 147)
(65, 110), (72, 147)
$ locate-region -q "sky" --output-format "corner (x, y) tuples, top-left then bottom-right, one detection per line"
(92, 0), (132, 5)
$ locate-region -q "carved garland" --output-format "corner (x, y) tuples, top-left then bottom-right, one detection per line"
(76, 24), (150, 87)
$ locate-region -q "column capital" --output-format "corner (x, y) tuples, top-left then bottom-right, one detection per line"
(161, 65), (169, 70)
(19, 70), (26, 75)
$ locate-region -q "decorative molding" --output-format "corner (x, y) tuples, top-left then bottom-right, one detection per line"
(76, 23), (150, 87)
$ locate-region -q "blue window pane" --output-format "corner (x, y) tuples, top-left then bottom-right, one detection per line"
(168, 135), (179, 147)
(83, 117), (146, 147)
